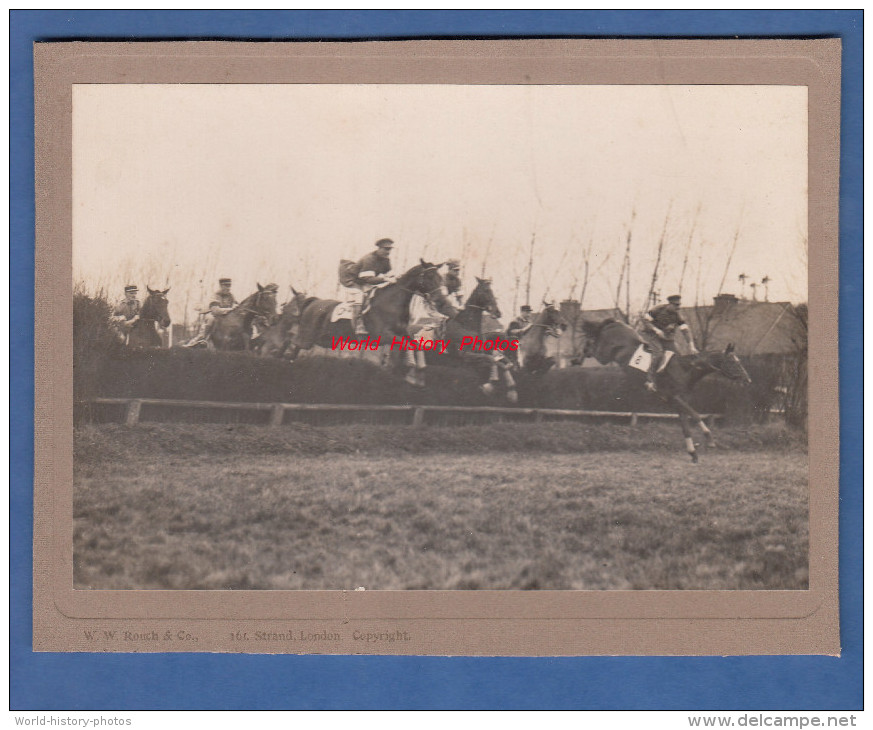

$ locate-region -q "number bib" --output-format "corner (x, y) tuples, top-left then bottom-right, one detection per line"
(628, 344), (652, 373)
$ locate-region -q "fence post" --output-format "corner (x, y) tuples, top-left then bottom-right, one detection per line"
(630, 413), (638, 427)
(412, 407), (425, 427)
(125, 400), (142, 427)
(269, 404), (285, 427)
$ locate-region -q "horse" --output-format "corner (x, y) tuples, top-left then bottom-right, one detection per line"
(126, 287), (171, 348)
(209, 284), (278, 352)
(580, 317), (752, 463)
(288, 261), (458, 363)
(406, 277), (518, 401)
(251, 296), (304, 359)
(516, 302), (568, 375)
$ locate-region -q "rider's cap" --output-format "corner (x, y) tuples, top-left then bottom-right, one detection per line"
(445, 258), (460, 269)
(521, 305), (533, 312)
(124, 285), (138, 293)
(375, 238), (394, 249)
(263, 283), (279, 292)
(219, 278), (232, 285)
(667, 294), (682, 304)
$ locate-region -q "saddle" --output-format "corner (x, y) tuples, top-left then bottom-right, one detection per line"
(360, 281), (391, 317)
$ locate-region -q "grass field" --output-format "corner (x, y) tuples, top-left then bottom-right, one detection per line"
(74, 423), (807, 591)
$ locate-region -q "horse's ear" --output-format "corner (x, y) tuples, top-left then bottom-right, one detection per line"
(257, 283), (264, 292)
(147, 286), (156, 295)
(291, 286), (299, 296)
(725, 343), (735, 354)
(476, 276), (483, 284)
(162, 288), (170, 295)
(420, 258), (426, 267)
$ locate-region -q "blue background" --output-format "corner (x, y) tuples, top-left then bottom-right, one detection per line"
(10, 10), (863, 710)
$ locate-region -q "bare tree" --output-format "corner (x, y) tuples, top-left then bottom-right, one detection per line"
(525, 232), (535, 307)
(612, 209), (635, 323)
(644, 201), (672, 314)
(677, 204), (700, 297)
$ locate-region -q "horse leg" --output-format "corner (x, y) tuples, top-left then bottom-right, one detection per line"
(501, 361), (518, 404)
(480, 356), (500, 396)
(673, 394), (714, 447)
(403, 349), (421, 388)
(415, 349), (427, 385)
(676, 407), (698, 463)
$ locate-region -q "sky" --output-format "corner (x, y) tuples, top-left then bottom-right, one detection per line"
(73, 83), (807, 325)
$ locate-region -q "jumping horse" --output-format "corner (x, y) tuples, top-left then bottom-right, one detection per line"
(516, 302), (568, 375)
(408, 277), (518, 401)
(251, 297), (303, 359)
(288, 261), (458, 363)
(581, 318), (752, 463)
(126, 287), (171, 348)
(209, 284), (278, 352)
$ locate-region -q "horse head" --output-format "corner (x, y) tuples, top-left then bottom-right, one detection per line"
(540, 301), (568, 336)
(468, 277), (501, 319)
(404, 260), (458, 318)
(250, 283), (279, 320)
(710, 343), (752, 384)
(143, 286), (171, 328)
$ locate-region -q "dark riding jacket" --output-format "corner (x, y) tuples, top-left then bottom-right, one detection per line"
(355, 251), (392, 285)
(646, 303), (685, 338)
(508, 316), (532, 338)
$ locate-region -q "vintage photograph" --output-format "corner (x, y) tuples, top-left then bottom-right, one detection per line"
(72, 82), (809, 592)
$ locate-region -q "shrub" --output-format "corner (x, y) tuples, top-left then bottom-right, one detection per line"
(73, 287), (124, 403)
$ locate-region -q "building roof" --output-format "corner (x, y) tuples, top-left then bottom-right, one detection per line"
(556, 298), (805, 358)
(684, 299), (805, 355)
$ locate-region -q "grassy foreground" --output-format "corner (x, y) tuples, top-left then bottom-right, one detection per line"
(74, 423), (807, 591)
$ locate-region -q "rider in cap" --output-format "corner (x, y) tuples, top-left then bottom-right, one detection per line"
(507, 304), (534, 340)
(443, 259), (464, 308)
(110, 284), (141, 344)
(640, 294), (698, 390)
(184, 277), (239, 347)
(344, 238), (395, 334)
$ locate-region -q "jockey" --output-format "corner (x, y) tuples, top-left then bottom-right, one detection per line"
(506, 304), (534, 368)
(444, 259), (465, 308)
(507, 305), (534, 340)
(640, 294), (698, 390)
(184, 277), (238, 347)
(409, 287), (451, 342)
(110, 284), (141, 343)
(344, 238), (395, 334)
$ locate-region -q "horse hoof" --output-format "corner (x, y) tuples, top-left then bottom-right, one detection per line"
(480, 382), (495, 396)
(506, 389), (518, 404)
(405, 374), (419, 387)
(690, 452), (699, 464)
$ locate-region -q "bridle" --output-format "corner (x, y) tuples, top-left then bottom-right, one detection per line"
(530, 307), (563, 338)
(235, 290), (277, 318)
(137, 293), (169, 326)
(397, 266), (450, 309)
(707, 352), (748, 381)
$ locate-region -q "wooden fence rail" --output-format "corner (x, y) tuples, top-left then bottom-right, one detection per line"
(80, 397), (720, 428)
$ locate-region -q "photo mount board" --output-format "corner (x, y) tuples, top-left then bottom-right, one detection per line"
(34, 39), (839, 657)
